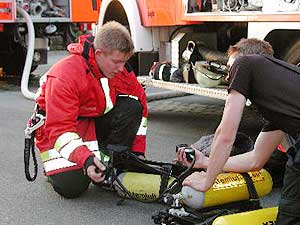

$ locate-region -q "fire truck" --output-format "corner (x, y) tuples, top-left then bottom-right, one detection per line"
(96, 0), (300, 100)
(0, 0), (100, 78)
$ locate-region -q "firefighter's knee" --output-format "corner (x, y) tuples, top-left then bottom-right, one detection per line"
(48, 169), (90, 199)
(130, 98), (142, 115)
(117, 96), (142, 119)
(51, 182), (89, 199)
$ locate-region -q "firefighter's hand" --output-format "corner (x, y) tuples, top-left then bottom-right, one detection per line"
(86, 157), (106, 183)
(182, 171), (213, 192)
(175, 147), (208, 169)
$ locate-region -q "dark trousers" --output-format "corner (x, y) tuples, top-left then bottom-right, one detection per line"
(49, 96), (142, 198)
(277, 133), (300, 224)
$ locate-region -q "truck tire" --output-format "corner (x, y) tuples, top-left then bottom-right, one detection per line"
(2, 42), (26, 76)
(3, 45), (38, 76)
(283, 39), (300, 66)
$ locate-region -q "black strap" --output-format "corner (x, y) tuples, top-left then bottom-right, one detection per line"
(82, 35), (95, 61)
(241, 172), (262, 209)
(159, 165), (172, 196)
(125, 62), (133, 73)
(24, 135), (38, 181)
(82, 35), (100, 79)
(37, 106), (45, 116)
(84, 156), (95, 170)
(24, 107), (43, 182)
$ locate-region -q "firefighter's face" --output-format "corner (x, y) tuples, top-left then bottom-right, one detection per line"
(95, 49), (129, 78)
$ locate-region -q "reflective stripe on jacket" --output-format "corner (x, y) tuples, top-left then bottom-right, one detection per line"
(41, 140), (100, 175)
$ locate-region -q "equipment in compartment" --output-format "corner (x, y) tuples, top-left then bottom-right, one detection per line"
(18, 0), (69, 18)
(218, 0), (263, 12)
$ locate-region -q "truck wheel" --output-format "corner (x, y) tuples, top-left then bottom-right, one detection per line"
(2, 44), (38, 76)
(283, 39), (300, 66)
(3, 42), (26, 76)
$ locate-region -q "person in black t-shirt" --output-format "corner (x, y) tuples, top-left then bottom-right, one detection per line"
(177, 38), (300, 224)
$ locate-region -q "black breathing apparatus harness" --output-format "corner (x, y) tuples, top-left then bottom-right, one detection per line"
(97, 144), (197, 203)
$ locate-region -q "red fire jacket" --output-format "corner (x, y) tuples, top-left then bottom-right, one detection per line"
(35, 35), (148, 176)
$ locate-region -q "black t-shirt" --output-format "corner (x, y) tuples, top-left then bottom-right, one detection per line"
(228, 54), (300, 136)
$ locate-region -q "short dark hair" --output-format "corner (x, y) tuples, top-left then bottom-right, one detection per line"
(227, 38), (274, 57)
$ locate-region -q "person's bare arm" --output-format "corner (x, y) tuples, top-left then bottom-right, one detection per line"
(204, 90), (246, 187)
(177, 90), (244, 171)
(222, 130), (285, 172)
(183, 90), (246, 191)
(182, 90), (286, 192)
(177, 130), (284, 172)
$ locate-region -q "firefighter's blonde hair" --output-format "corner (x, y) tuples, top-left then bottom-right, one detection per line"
(94, 21), (134, 55)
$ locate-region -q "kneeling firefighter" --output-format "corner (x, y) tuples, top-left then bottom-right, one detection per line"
(24, 21), (148, 199)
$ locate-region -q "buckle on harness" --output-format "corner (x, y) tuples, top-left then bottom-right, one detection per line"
(24, 113), (45, 138)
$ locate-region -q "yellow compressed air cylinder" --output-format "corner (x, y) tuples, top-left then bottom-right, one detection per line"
(212, 207), (278, 225)
(115, 172), (175, 201)
(181, 169), (273, 209)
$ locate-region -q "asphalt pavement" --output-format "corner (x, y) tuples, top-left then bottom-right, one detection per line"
(0, 51), (280, 225)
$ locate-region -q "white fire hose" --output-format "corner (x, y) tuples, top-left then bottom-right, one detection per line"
(17, 6), (36, 100)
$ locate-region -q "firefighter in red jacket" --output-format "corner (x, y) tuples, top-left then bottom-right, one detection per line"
(35, 21), (148, 198)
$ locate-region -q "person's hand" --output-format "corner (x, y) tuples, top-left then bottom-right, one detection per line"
(86, 157), (106, 183)
(182, 171), (214, 192)
(175, 147), (208, 168)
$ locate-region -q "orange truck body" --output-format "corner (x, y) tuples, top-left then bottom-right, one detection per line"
(136, 0), (300, 25)
(0, 1), (15, 22)
(137, 0), (197, 26)
(0, 0), (102, 23)
(71, 0), (101, 22)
